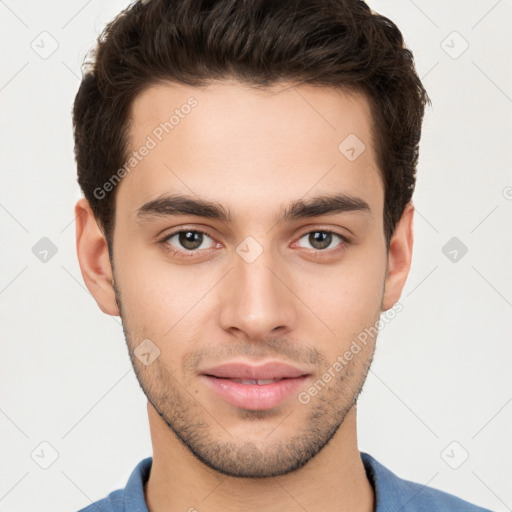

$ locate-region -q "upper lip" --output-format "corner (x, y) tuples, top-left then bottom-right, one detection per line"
(201, 361), (310, 380)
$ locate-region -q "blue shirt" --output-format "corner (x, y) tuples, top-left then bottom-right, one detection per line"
(76, 452), (495, 511)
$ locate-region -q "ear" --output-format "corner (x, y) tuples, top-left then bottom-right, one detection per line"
(381, 202), (414, 311)
(75, 197), (120, 316)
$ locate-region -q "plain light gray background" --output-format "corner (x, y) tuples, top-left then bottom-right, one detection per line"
(1, 1), (511, 511)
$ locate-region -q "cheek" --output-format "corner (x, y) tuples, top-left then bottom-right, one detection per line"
(115, 248), (218, 342)
(293, 242), (386, 342)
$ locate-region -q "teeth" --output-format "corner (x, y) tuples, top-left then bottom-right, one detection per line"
(231, 378), (282, 385)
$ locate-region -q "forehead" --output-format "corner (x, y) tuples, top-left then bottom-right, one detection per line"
(116, 79), (383, 224)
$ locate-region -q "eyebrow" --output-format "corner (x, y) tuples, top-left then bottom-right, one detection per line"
(136, 193), (372, 225)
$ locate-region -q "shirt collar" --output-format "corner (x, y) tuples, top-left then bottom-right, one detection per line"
(123, 456), (151, 511)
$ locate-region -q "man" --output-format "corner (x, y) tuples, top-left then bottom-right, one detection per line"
(72, 0), (494, 511)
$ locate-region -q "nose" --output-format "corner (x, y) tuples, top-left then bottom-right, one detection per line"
(218, 245), (297, 341)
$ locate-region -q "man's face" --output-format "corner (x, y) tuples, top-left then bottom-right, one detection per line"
(111, 80), (388, 477)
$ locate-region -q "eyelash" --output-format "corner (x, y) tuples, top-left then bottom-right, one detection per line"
(159, 227), (350, 259)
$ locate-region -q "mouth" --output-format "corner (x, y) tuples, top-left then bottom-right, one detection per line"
(206, 376), (289, 385)
(200, 374), (311, 410)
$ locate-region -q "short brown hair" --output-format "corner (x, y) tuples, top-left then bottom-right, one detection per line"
(72, 0), (431, 256)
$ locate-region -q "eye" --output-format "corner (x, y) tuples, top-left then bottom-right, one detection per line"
(159, 227), (350, 259)
(295, 230), (348, 252)
(160, 229), (216, 256)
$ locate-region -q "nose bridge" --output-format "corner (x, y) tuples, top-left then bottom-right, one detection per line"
(219, 238), (296, 338)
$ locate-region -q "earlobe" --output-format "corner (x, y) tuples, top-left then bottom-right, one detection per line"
(381, 202), (414, 312)
(75, 197), (120, 316)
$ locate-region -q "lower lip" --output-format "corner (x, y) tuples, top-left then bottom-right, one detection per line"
(200, 375), (310, 410)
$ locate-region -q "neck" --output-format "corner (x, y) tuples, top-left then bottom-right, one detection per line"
(144, 403), (374, 512)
